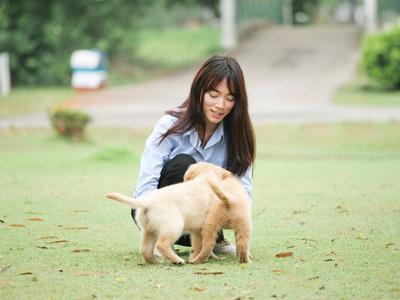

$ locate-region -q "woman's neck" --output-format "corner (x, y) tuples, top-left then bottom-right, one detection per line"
(201, 123), (218, 148)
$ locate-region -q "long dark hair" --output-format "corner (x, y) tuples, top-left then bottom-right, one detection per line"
(160, 54), (255, 177)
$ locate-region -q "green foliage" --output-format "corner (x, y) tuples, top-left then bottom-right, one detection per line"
(0, 0), (221, 87)
(48, 108), (91, 138)
(361, 26), (400, 90)
(0, 0), (149, 86)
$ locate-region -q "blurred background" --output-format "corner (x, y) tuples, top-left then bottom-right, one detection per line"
(0, 0), (400, 128)
(1, 0), (398, 88)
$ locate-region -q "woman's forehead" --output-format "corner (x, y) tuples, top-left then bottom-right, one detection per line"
(208, 78), (235, 94)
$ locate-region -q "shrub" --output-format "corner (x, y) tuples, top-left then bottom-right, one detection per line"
(361, 26), (400, 90)
(48, 108), (91, 138)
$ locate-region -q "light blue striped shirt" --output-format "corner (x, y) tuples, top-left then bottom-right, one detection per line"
(133, 114), (253, 203)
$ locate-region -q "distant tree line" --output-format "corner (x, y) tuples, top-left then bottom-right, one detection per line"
(0, 0), (218, 87)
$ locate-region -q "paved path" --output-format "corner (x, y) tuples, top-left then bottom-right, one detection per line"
(2, 25), (400, 130)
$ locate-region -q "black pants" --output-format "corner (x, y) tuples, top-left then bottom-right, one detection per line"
(131, 154), (224, 246)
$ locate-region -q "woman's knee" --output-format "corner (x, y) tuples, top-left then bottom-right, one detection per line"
(158, 154), (196, 188)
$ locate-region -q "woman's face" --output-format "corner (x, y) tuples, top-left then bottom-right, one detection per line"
(202, 80), (235, 130)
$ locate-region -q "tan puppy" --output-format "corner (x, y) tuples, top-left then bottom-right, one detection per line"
(106, 162), (231, 265)
(184, 166), (252, 264)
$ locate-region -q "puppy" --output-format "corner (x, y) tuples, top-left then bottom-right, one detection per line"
(106, 162), (231, 265)
(184, 167), (252, 264)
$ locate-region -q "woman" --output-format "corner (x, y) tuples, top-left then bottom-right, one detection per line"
(132, 54), (255, 255)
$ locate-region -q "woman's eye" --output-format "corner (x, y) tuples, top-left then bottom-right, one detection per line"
(227, 98), (235, 102)
(209, 93), (218, 98)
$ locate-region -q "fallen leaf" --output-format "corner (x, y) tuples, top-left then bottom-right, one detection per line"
(337, 210), (349, 214)
(190, 287), (206, 292)
(0, 265), (12, 273)
(26, 218), (45, 222)
(72, 249), (90, 253)
(272, 270), (285, 274)
(63, 227), (89, 230)
(241, 265), (246, 269)
(294, 210), (309, 214)
(75, 271), (109, 276)
(283, 217), (294, 220)
(386, 243), (395, 248)
(308, 276), (319, 280)
(46, 240), (69, 244)
(74, 210), (89, 213)
(0, 281), (14, 286)
(20, 270), (33, 275)
(154, 284), (161, 288)
(38, 236), (57, 240)
(42, 269), (66, 273)
(339, 232), (348, 235)
(194, 272), (223, 275)
(116, 277), (125, 281)
(32, 245), (49, 249)
(349, 227), (363, 231)
(276, 252), (293, 258)
(10, 224), (25, 227)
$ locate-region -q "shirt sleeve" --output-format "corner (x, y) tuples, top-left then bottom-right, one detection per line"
(240, 164), (253, 204)
(133, 115), (177, 198)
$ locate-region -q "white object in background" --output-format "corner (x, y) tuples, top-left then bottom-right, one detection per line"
(221, 0), (237, 50)
(364, 0), (378, 33)
(70, 50), (108, 90)
(0, 52), (11, 97)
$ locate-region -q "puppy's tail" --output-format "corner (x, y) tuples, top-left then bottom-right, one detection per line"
(206, 179), (229, 205)
(105, 192), (146, 209)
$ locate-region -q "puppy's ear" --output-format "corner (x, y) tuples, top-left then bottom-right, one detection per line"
(184, 167), (196, 181)
(222, 169), (232, 179)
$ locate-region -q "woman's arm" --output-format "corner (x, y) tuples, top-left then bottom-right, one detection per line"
(240, 164), (253, 204)
(133, 115), (177, 198)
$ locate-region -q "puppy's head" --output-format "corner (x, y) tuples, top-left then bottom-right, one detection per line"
(184, 162), (232, 182)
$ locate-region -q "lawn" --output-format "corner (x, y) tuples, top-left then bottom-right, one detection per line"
(333, 72), (400, 106)
(1, 123), (399, 299)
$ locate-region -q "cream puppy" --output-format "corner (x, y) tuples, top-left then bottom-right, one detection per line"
(106, 162), (231, 265)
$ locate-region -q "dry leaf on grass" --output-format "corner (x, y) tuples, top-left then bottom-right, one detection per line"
(10, 224), (25, 227)
(385, 243), (395, 248)
(26, 218), (45, 222)
(46, 240), (69, 244)
(0, 265), (12, 273)
(276, 252), (293, 258)
(75, 271), (109, 276)
(0, 281), (14, 286)
(190, 287), (206, 292)
(38, 236), (57, 240)
(63, 227), (88, 230)
(194, 272), (223, 275)
(20, 270), (33, 275)
(42, 269), (66, 273)
(72, 249), (90, 253)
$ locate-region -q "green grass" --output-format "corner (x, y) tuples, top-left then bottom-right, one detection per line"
(334, 72), (400, 106)
(135, 27), (222, 70)
(1, 123), (400, 299)
(0, 88), (76, 118)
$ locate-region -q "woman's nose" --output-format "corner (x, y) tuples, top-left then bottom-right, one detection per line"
(215, 97), (224, 108)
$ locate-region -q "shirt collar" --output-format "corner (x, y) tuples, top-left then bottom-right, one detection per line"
(183, 121), (225, 149)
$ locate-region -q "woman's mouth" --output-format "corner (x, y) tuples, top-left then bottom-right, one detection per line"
(211, 110), (223, 118)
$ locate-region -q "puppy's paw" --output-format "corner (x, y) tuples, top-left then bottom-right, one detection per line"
(172, 259), (185, 266)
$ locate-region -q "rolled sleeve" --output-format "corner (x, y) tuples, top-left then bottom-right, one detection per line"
(133, 115), (176, 198)
(240, 164), (253, 204)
